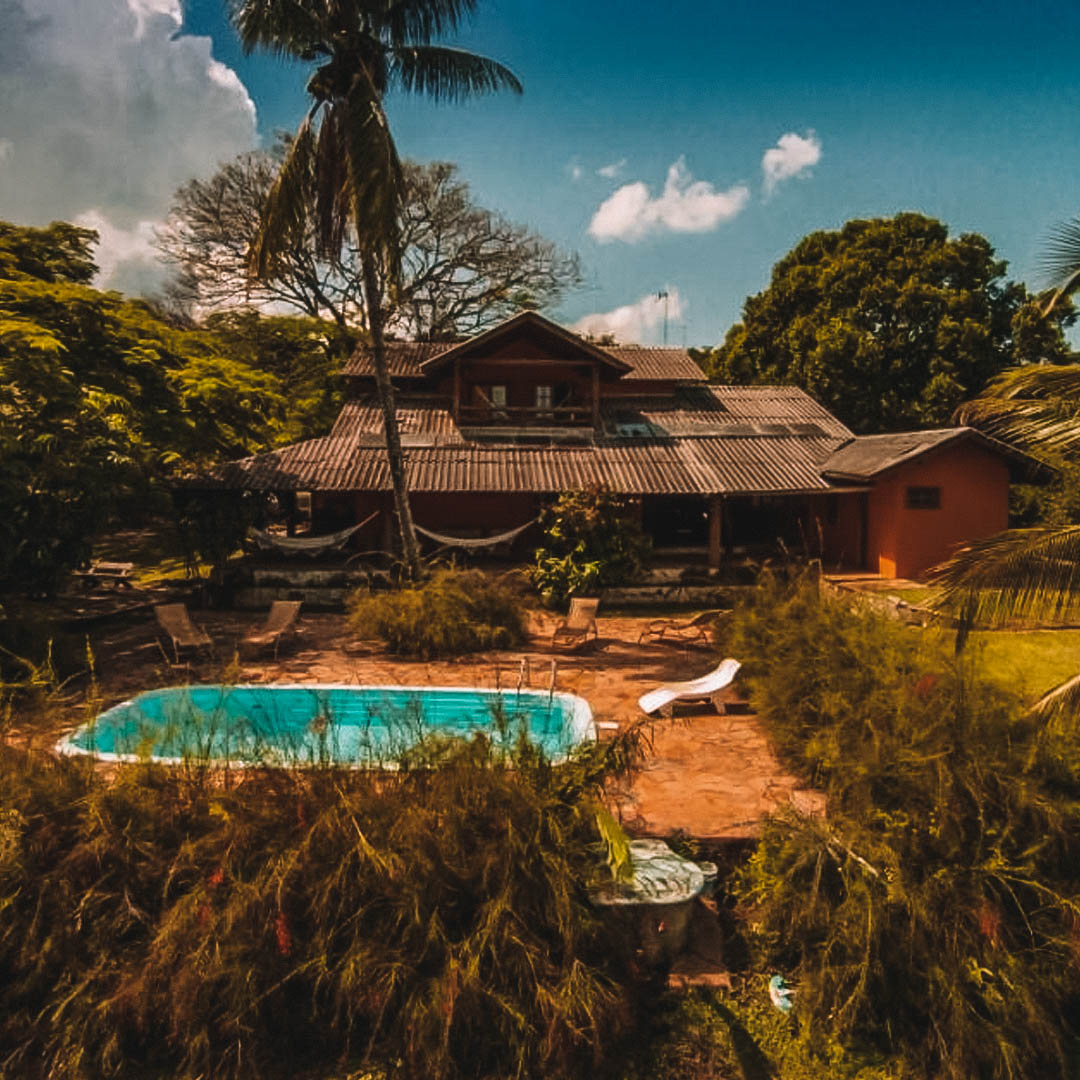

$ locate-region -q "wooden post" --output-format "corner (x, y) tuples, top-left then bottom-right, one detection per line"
(591, 364), (600, 431)
(708, 495), (723, 570)
(453, 357), (461, 423)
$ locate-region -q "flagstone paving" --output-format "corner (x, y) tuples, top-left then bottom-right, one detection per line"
(30, 608), (823, 840)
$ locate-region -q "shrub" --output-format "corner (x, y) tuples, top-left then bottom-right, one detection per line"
(349, 568), (527, 658)
(721, 570), (1080, 1080)
(0, 726), (651, 1080)
(531, 488), (651, 605)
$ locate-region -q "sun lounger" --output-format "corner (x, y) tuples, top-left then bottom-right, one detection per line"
(72, 561), (136, 591)
(241, 600), (302, 659)
(154, 603), (213, 664)
(551, 597), (600, 652)
(638, 658), (742, 717)
(637, 608), (729, 646)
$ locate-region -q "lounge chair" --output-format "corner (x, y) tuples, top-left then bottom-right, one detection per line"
(637, 608), (729, 646)
(551, 597), (600, 652)
(154, 603), (213, 664)
(241, 600), (302, 659)
(638, 658), (741, 717)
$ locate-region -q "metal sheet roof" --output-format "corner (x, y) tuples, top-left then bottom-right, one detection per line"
(344, 342), (705, 382)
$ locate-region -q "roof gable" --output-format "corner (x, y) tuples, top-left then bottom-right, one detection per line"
(416, 310), (631, 374)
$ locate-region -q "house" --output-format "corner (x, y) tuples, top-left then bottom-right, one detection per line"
(201, 311), (1035, 581)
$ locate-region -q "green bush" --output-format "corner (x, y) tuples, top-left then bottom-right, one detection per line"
(0, 726), (651, 1079)
(531, 488), (651, 605)
(349, 569), (527, 658)
(721, 570), (1080, 1080)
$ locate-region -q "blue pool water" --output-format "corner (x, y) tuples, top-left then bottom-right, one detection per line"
(57, 684), (595, 767)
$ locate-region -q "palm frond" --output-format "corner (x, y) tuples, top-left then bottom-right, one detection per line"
(248, 112), (318, 280)
(927, 525), (1080, 626)
(1031, 671), (1080, 723)
(1038, 216), (1080, 314)
(954, 363), (1080, 455)
(340, 79), (405, 276)
(381, 0), (480, 45)
(389, 45), (523, 101)
(229, 0), (324, 58)
(312, 104), (350, 260)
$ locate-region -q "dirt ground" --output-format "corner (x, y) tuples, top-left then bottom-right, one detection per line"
(15, 607), (822, 841)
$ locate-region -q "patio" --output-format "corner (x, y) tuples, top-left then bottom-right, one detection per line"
(28, 607), (823, 842)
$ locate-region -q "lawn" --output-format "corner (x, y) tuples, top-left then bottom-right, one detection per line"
(969, 628), (1080, 701)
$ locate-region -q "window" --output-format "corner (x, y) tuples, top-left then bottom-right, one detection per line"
(490, 385), (507, 408)
(535, 385), (553, 410)
(905, 486), (942, 510)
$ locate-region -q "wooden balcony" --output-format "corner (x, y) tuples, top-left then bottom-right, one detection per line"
(456, 404), (596, 428)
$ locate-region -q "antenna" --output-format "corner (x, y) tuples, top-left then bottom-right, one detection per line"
(657, 290), (669, 345)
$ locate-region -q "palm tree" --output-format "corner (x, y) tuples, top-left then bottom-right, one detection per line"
(231, 0), (522, 577)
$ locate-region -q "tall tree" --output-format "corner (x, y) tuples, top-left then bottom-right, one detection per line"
(231, 0), (522, 577)
(157, 151), (581, 339)
(702, 213), (1073, 434)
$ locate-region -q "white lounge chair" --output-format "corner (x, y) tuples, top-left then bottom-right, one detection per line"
(638, 658), (742, 717)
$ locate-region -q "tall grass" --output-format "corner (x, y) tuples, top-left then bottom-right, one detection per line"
(0, 717), (651, 1079)
(349, 569), (528, 658)
(721, 570), (1080, 1080)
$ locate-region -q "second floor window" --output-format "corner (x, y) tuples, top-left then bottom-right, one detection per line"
(905, 486), (942, 510)
(490, 385), (507, 408)
(535, 385), (553, 410)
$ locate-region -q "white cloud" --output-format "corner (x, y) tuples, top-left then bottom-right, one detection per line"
(573, 287), (685, 345)
(566, 160), (584, 181)
(597, 158), (627, 179)
(0, 0), (257, 292)
(74, 210), (160, 295)
(762, 131), (822, 195)
(587, 158), (749, 243)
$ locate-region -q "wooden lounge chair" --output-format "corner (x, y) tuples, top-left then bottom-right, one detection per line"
(551, 597), (600, 652)
(638, 658), (742, 717)
(72, 561), (136, 592)
(154, 603), (212, 664)
(241, 600), (302, 659)
(637, 608), (729, 646)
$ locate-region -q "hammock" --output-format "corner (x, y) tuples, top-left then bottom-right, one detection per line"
(250, 511), (379, 557)
(414, 519), (536, 550)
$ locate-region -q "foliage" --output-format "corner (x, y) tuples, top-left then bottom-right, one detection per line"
(158, 147), (581, 340)
(0, 719), (652, 1080)
(531, 489), (652, 605)
(0, 220), (349, 593)
(720, 571), (1080, 1080)
(349, 569), (528, 658)
(701, 213), (1075, 433)
(621, 986), (899, 1080)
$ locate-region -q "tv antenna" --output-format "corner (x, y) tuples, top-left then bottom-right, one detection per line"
(657, 290), (669, 344)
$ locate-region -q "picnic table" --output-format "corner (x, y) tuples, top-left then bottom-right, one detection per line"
(72, 561), (137, 591)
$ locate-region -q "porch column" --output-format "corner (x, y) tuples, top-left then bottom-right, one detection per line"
(708, 495), (724, 570)
(453, 357), (462, 423)
(591, 365), (600, 431)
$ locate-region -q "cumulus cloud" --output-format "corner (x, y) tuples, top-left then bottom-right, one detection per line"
(566, 160), (584, 182)
(761, 131), (822, 195)
(572, 287), (685, 345)
(597, 158), (626, 179)
(587, 158), (749, 243)
(0, 0), (257, 291)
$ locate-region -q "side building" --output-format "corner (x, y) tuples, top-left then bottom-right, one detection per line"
(198, 311), (1035, 581)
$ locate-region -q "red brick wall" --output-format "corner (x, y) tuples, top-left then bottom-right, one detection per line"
(866, 441), (1009, 580)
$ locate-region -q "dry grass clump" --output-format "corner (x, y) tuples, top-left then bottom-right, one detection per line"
(349, 569), (527, 658)
(0, 723), (650, 1079)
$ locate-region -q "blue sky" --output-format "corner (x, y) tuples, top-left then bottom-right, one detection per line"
(4, 0), (1079, 346)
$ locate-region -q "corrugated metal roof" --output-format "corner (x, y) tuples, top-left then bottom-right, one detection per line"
(344, 342), (705, 382)
(200, 431), (847, 496)
(820, 427), (1039, 480)
(330, 397), (463, 444)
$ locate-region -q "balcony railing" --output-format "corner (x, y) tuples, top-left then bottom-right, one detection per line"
(457, 404), (595, 427)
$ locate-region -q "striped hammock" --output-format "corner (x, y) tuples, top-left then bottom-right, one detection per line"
(250, 510), (379, 557)
(413, 519), (536, 550)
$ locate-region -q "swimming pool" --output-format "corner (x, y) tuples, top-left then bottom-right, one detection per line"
(56, 684), (595, 767)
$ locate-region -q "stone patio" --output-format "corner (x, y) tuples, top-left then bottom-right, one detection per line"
(24, 607), (823, 841)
